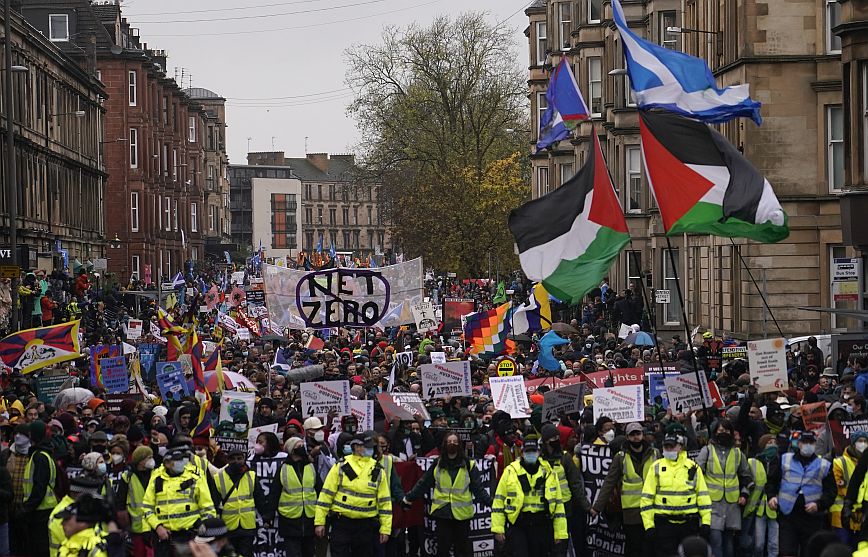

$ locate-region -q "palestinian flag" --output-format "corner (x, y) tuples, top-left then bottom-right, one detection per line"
(509, 129), (629, 304)
(640, 110), (788, 242)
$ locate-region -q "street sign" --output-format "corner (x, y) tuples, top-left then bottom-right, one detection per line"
(93, 258), (107, 271)
(655, 289), (671, 304)
(0, 266), (19, 279)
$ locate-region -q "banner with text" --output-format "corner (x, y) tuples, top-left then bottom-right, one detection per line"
(592, 385), (644, 423)
(301, 380), (351, 417)
(748, 338), (788, 393)
(420, 361), (471, 399)
(489, 376), (530, 418)
(581, 445), (626, 557)
(542, 383), (587, 421)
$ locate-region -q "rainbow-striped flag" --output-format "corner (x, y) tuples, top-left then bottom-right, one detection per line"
(463, 302), (516, 357)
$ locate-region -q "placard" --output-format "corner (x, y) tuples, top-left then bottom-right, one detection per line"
(420, 361), (471, 399)
(231, 271), (246, 285)
(156, 361), (190, 402)
(248, 423), (278, 450)
(496, 357), (516, 377)
(349, 400), (374, 431)
(664, 372), (709, 414)
(126, 319), (143, 340)
(430, 352), (447, 364)
(218, 390), (255, 431)
(542, 382), (586, 421)
(138, 343), (160, 383)
(249, 455), (288, 557)
(376, 392), (431, 421)
(237, 328), (251, 341)
(592, 385), (644, 423)
(395, 351), (414, 369)
(489, 375), (530, 418)
(648, 372), (679, 409)
(300, 380), (351, 417)
(581, 445), (626, 556)
(100, 356), (129, 394)
(104, 393), (142, 415)
(801, 402), (828, 436)
(37, 369), (71, 404)
(748, 338), (788, 393)
(722, 345), (748, 360)
(443, 298), (475, 333)
(412, 300), (439, 333)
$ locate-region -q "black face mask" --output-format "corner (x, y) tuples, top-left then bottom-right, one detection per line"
(227, 462), (246, 475)
(293, 447), (307, 459)
(548, 440), (561, 452)
(629, 440), (644, 450)
(717, 432), (733, 447)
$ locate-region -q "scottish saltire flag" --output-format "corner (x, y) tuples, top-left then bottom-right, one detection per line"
(0, 321), (82, 375)
(329, 243), (337, 262)
(463, 302), (515, 357)
(512, 283), (553, 335)
(612, 0), (761, 124)
(537, 58), (590, 150)
(315, 235), (323, 254)
(171, 271), (185, 289)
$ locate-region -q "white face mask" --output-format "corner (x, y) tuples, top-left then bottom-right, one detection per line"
(143, 458), (156, 470)
(314, 430), (325, 443)
(602, 430), (615, 443)
(663, 449), (679, 461)
(157, 446), (167, 457)
(856, 441), (868, 454)
(111, 454), (124, 465)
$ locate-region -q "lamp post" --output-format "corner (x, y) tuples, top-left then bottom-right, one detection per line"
(4, 0), (19, 332)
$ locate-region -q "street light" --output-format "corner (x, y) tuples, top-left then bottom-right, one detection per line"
(666, 26), (719, 35)
(0, 65), (28, 73)
(608, 68), (628, 76)
(109, 234), (122, 249)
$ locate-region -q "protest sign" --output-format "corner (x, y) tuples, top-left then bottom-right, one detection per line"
(581, 445), (626, 556)
(542, 382), (586, 421)
(648, 372), (679, 409)
(489, 376), (530, 418)
(248, 423), (278, 450)
(215, 390), (257, 454)
(126, 319), (143, 340)
(249, 455), (288, 557)
(218, 313), (240, 334)
(703, 339), (724, 374)
(149, 322), (166, 343)
(395, 351), (414, 369)
(376, 392), (431, 421)
(89, 344), (121, 387)
(349, 400), (374, 431)
(420, 361), (471, 399)
(593, 385), (644, 423)
(722, 344), (748, 360)
(419, 457), (494, 557)
(430, 352), (447, 364)
(156, 361), (189, 402)
(497, 358), (517, 377)
(583, 367), (645, 389)
(246, 288), (266, 307)
(100, 356), (129, 394)
(748, 338), (788, 393)
(443, 298), (475, 333)
(237, 328), (251, 341)
(301, 380), (351, 417)
(231, 271), (246, 285)
(138, 343), (160, 383)
(104, 393), (142, 415)
(801, 402), (828, 436)
(37, 369), (71, 404)
(264, 259), (424, 329)
(618, 323), (631, 339)
(664, 373), (710, 413)
(412, 300), (439, 333)
(643, 363), (679, 374)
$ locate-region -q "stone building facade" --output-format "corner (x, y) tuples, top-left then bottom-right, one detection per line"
(527, 0), (848, 337)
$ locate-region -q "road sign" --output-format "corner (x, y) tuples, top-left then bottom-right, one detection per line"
(496, 357), (516, 377)
(655, 289), (671, 304)
(0, 266), (19, 279)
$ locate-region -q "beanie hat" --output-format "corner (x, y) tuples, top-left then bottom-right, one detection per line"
(87, 398), (105, 412)
(57, 413), (77, 436)
(81, 451), (103, 472)
(131, 445), (153, 466)
(29, 420), (46, 444)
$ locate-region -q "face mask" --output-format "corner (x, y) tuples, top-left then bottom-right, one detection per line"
(253, 443), (265, 455)
(227, 461), (245, 475)
(523, 451), (539, 464)
(111, 454), (124, 465)
(548, 440), (561, 452)
(629, 440), (644, 449)
(96, 462), (107, 475)
(363, 447), (375, 458)
(171, 459), (188, 473)
(92, 444), (106, 454)
(856, 441), (868, 454)
(342, 444), (352, 455)
(800, 444), (816, 457)
(14, 435), (30, 452)
(143, 458), (156, 470)
(663, 450), (679, 461)
(717, 432), (733, 446)
(209, 543), (221, 555)
(157, 446), (167, 457)
(602, 430), (615, 443)
(195, 449), (208, 458)
(313, 431), (325, 443)
(234, 423), (247, 432)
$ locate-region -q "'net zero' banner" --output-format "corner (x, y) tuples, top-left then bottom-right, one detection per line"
(263, 258), (424, 329)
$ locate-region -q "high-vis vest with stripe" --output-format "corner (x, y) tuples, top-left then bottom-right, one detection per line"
(831, 455), (856, 516)
(778, 452), (831, 516)
(49, 495), (74, 557)
(215, 470), (256, 530)
(58, 525), (108, 557)
(743, 458), (776, 519)
(142, 465), (217, 531)
(431, 460), (475, 520)
(622, 451), (656, 510)
(279, 462), (317, 519)
(491, 460), (568, 540)
(547, 458), (571, 506)
(24, 450), (57, 511)
(123, 471), (152, 533)
(639, 451), (712, 531)
(314, 454), (393, 535)
(704, 446), (742, 503)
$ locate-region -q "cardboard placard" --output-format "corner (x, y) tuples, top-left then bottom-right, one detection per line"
(395, 351), (414, 369)
(489, 375), (530, 418)
(237, 328), (251, 341)
(748, 338), (788, 393)
(411, 300), (439, 333)
(376, 392), (431, 421)
(100, 356), (129, 394)
(349, 400), (374, 431)
(37, 369), (71, 404)
(301, 380), (351, 417)
(592, 385), (645, 423)
(664, 372), (710, 414)
(104, 393), (142, 415)
(420, 361), (471, 399)
(542, 382), (587, 421)
(801, 402), (828, 436)
(248, 423), (278, 450)
(156, 361), (190, 402)
(430, 352), (447, 364)
(126, 319), (143, 340)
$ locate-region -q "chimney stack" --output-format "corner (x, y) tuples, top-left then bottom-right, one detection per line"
(306, 153), (329, 173)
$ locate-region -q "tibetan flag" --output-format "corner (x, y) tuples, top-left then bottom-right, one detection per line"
(511, 283), (553, 335)
(612, 0), (761, 124)
(537, 58), (590, 150)
(463, 302), (515, 357)
(0, 321), (82, 375)
(188, 330), (212, 435)
(639, 110), (788, 242)
(509, 128), (629, 304)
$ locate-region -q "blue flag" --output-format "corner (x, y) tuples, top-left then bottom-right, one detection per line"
(612, 0), (761, 124)
(329, 243), (337, 262)
(538, 330), (570, 371)
(315, 235), (323, 254)
(537, 58), (590, 150)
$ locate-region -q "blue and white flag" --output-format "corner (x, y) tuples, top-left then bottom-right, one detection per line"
(171, 271), (185, 289)
(612, 0), (761, 124)
(537, 58), (590, 150)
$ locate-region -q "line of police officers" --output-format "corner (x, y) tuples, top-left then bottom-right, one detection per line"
(32, 420), (868, 557)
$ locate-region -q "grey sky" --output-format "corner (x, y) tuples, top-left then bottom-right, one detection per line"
(127, 0), (532, 165)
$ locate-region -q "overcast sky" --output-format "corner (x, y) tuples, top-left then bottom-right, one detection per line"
(126, 0), (532, 165)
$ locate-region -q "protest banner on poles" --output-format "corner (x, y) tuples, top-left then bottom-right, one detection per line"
(581, 445), (626, 557)
(748, 338), (788, 393)
(420, 361), (471, 399)
(100, 356), (129, 394)
(489, 375), (530, 418)
(156, 361), (190, 402)
(593, 385), (644, 423)
(376, 392), (431, 421)
(542, 383), (586, 421)
(582, 368), (645, 389)
(418, 457), (495, 557)
(664, 373), (711, 414)
(301, 380), (351, 417)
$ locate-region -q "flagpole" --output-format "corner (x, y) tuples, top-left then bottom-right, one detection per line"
(663, 235), (711, 421)
(628, 246), (667, 368)
(729, 238), (783, 337)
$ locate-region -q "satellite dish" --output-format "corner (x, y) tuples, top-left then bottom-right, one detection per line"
(110, 45), (123, 55)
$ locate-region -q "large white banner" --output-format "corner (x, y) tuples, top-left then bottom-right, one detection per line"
(263, 258), (424, 329)
(593, 385), (644, 423)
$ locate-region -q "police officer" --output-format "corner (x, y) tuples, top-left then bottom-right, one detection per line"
(114, 445), (155, 555)
(640, 433), (712, 557)
(213, 448), (259, 557)
(315, 431), (392, 557)
(593, 422), (659, 557)
(56, 494), (124, 557)
(695, 419), (753, 557)
(143, 442), (217, 557)
(270, 437), (320, 557)
(766, 431), (836, 557)
(491, 437), (567, 557)
(404, 431), (492, 557)
(49, 476), (104, 557)
(24, 420), (59, 557)
(539, 423), (588, 555)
